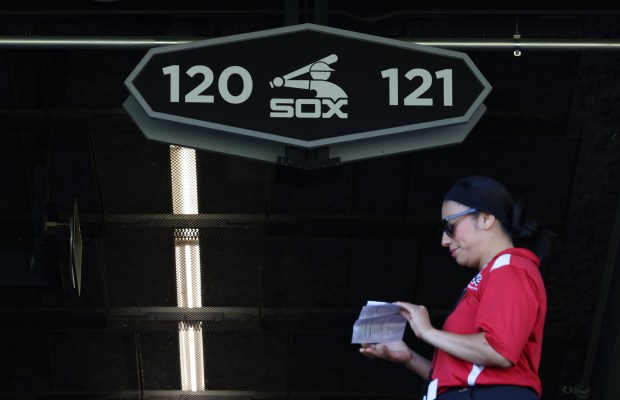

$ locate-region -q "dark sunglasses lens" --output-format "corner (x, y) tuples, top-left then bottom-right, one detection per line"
(442, 220), (453, 237)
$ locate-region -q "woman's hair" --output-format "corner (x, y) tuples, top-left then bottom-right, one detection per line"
(444, 175), (555, 260)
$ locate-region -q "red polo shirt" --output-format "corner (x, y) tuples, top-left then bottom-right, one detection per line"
(431, 248), (547, 397)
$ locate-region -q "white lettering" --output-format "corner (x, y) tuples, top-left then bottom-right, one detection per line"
(295, 99), (322, 118)
(322, 99), (348, 118)
(270, 98), (294, 118)
(269, 98), (348, 119)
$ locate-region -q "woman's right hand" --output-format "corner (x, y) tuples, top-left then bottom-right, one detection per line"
(359, 340), (413, 364)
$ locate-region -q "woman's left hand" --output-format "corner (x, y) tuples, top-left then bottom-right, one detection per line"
(396, 301), (434, 339)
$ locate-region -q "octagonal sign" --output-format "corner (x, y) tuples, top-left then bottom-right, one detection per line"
(124, 23), (491, 164)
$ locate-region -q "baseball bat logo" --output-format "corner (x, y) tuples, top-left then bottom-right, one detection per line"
(269, 54), (348, 119)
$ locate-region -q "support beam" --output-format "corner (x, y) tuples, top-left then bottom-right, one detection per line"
(1, 36), (620, 51)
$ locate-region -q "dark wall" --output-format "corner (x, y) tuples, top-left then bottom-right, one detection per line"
(1, 3), (620, 399)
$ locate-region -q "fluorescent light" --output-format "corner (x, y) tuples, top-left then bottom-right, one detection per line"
(171, 146), (199, 215)
(174, 238), (201, 308)
(179, 322), (205, 391)
(170, 146), (205, 391)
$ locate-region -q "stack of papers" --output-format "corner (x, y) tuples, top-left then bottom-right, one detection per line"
(351, 301), (407, 344)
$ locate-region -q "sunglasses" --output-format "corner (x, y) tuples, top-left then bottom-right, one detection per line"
(441, 208), (477, 238)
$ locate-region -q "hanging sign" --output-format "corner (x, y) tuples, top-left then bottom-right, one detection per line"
(124, 23), (491, 168)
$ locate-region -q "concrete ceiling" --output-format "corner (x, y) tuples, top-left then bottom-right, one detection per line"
(1, 2), (620, 399)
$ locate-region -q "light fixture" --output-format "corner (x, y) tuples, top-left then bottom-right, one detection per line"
(170, 145), (205, 391)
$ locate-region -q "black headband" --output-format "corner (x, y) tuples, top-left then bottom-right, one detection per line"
(444, 185), (509, 227)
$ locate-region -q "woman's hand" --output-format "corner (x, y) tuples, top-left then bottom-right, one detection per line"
(360, 340), (432, 378)
(359, 340), (413, 364)
(396, 301), (434, 340)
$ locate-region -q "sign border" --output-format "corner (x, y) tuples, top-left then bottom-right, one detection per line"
(124, 95), (486, 165)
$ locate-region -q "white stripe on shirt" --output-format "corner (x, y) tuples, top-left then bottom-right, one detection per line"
(468, 363), (485, 386)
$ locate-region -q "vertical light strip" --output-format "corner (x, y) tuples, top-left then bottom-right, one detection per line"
(184, 245), (194, 308)
(170, 145), (205, 392)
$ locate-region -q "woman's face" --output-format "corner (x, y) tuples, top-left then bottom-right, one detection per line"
(441, 200), (483, 268)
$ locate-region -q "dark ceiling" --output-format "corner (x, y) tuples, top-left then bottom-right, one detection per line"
(1, 1), (620, 400)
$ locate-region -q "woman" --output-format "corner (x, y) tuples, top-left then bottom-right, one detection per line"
(360, 175), (554, 400)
